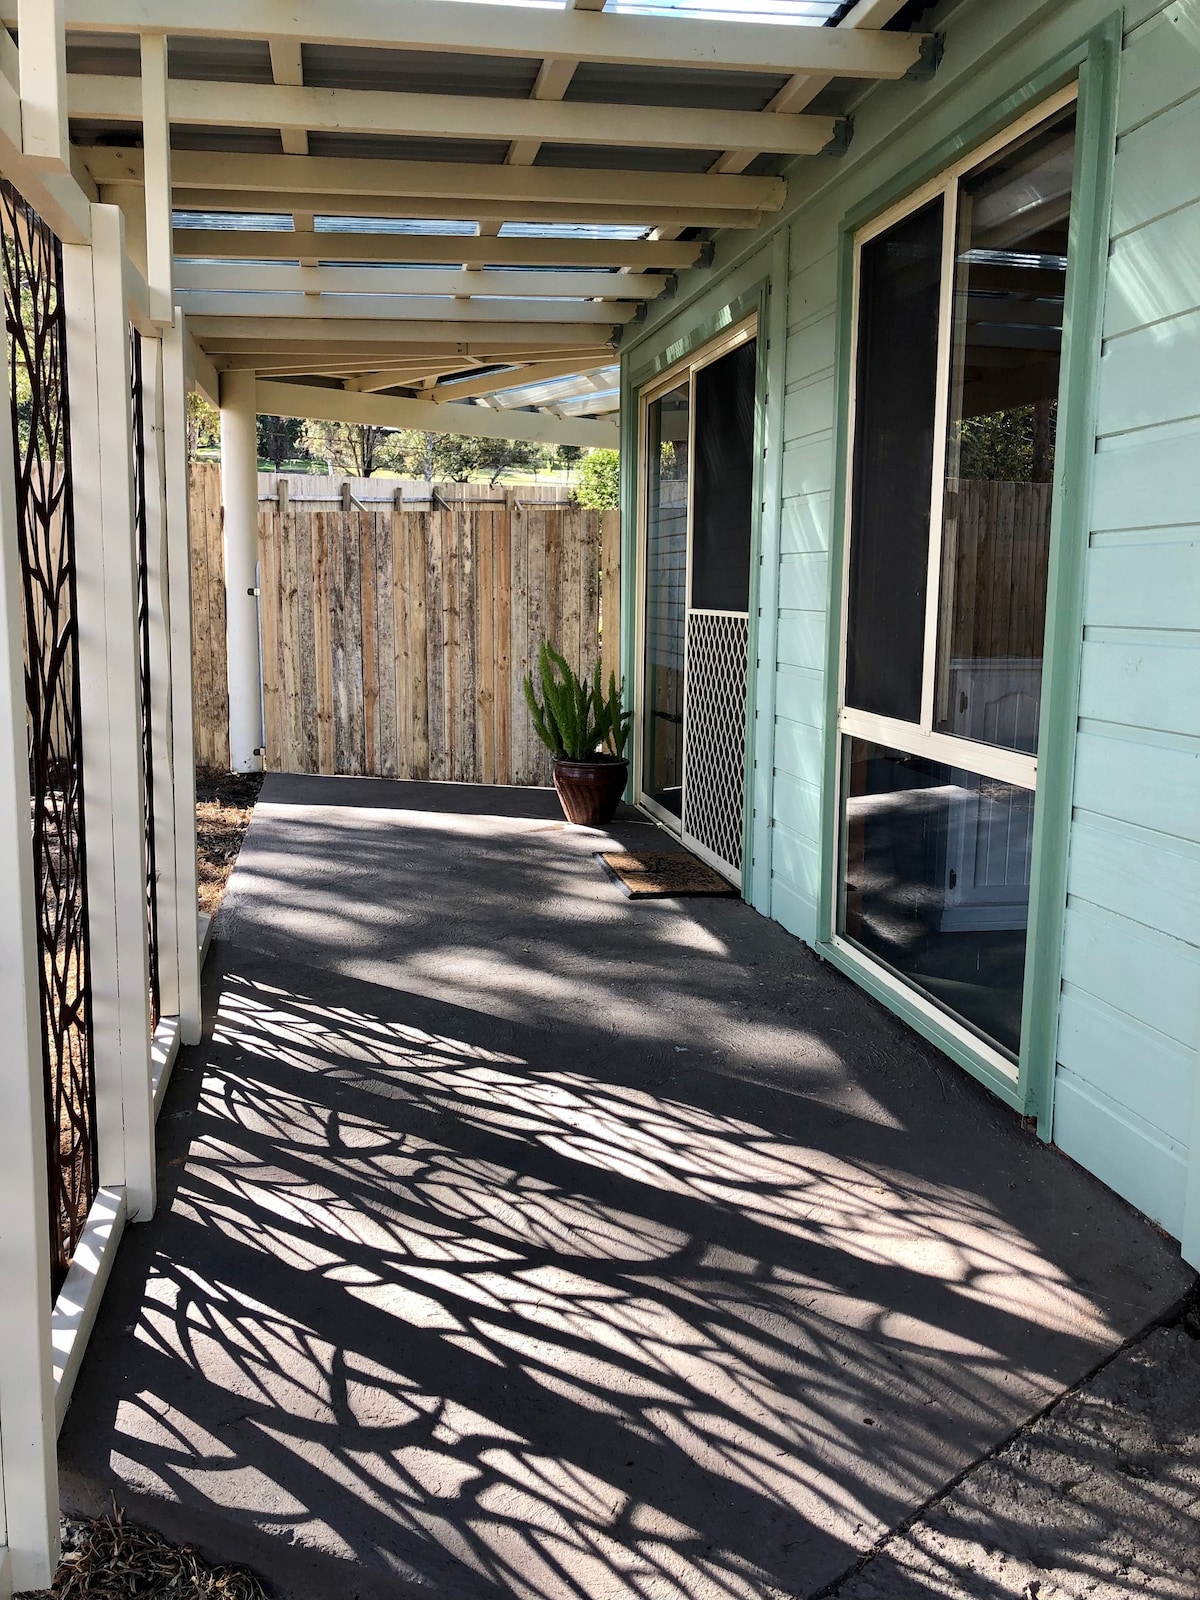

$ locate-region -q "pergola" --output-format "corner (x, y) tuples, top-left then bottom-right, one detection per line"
(0, 1), (933, 1591)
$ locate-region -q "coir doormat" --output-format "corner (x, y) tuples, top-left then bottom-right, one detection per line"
(597, 849), (739, 899)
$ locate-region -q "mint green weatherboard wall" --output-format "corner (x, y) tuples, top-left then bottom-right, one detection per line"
(621, 0), (1200, 1256)
(1051, 0), (1200, 1249)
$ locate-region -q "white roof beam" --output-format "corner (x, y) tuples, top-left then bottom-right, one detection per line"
(710, 0), (914, 175)
(189, 315), (617, 345)
(167, 187), (759, 229)
(68, 74), (837, 159)
(81, 147), (785, 216)
(173, 261), (663, 299)
(0, 19), (91, 240)
(172, 228), (702, 270)
(36, 2), (930, 78)
(175, 292), (633, 324)
(255, 378), (619, 448)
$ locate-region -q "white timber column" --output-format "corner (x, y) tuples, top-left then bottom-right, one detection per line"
(142, 334), (181, 1019)
(162, 315), (202, 1044)
(63, 203), (157, 1221)
(0, 231), (60, 1596)
(219, 367), (264, 773)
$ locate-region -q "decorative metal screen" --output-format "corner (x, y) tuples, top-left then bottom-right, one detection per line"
(2, 179), (98, 1292)
(682, 609), (750, 879)
(130, 327), (160, 1029)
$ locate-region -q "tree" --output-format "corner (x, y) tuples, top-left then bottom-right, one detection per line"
(576, 448), (620, 510)
(187, 392), (220, 460)
(257, 414), (306, 471)
(551, 443), (584, 476)
(300, 419), (407, 477)
(425, 434), (547, 485)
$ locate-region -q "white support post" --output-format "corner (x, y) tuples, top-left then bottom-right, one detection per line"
(162, 314), (203, 1044)
(63, 203), (157, 1221)
(143, 334), (181, 1019)
(0, 222), (60, 1592)
(140, 33), (174, 327)
(17, 0), (69, 173)
(219, 367), (264, 773)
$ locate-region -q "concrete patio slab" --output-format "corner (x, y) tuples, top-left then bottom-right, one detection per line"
(58, 776), (1193, 1600)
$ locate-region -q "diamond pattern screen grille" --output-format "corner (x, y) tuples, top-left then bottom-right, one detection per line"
(683, 610), (750, 878)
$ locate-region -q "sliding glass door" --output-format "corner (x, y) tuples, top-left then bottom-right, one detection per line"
(637, 322), (757, 882)
(835, 91), (1078, 1074)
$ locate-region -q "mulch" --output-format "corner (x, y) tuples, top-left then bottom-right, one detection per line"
(17, 1510), (268, 1599)
(195, 768), (263, 916)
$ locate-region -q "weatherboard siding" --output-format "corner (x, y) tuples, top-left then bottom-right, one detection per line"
(624, 0), (1200, 1248)
(1053, 1), (1200, 1241)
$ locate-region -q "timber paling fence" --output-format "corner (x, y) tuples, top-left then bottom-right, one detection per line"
(189, 464), (620, 785)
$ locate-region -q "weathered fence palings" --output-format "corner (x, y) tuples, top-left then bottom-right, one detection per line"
(191, 465), (619, 787)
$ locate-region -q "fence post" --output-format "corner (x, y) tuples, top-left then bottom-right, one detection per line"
(161, 317), (202, 1044)
(63, 204), (156, 1221)
(219, 368), (263, 773)
(0, 225), (60, 1599)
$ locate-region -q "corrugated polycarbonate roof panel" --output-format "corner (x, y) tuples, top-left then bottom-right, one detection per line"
(300, 44), (542, 98)
(610, 0), (842, 18)
(305, 131), (511, 165)
(564, 60), (791, 111)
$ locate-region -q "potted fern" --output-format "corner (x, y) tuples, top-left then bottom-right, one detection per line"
(523, 643), (632, 826)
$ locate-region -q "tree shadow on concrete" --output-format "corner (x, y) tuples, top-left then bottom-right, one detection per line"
(58, 778), (1191, 1600)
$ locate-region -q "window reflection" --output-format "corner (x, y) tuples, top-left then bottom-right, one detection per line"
(840, 738), (1033, 1059)
(935, 107), (1077, 754)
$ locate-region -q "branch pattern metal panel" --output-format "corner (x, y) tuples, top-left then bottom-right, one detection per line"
(683, 609), (749, 879)
(2, 178), (97, 1292)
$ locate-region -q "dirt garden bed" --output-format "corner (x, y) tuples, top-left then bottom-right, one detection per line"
(195, 768), (263, 916)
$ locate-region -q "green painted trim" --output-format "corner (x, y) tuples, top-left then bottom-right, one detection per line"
(1020, 14), (1122, 1138)
(626, 286), (762, 393)
(818, 941), (1027, 1114)
(814, 14), (1123, 1118)
(747, 228), (791, 915)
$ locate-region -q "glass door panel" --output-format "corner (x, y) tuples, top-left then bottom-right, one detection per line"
(642, 381), (690, 820)
(841, 736), (1033, 1059)
(935, 108), (1077, 754)
(845, 198), (945, 725)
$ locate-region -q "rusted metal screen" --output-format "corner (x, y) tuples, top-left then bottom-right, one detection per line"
(130, 328), (160, 1029)
(2, 179), (97, 1293)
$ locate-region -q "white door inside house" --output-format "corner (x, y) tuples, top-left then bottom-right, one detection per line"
(833, 93), (1078, 1070)
(636, 322), (757, 883)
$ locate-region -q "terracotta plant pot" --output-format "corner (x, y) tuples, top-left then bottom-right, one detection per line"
(552, 757), (629, 827)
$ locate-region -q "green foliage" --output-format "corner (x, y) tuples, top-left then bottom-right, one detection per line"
(575, 448), (619, 510)
(256, 414), (306, 471)
(955, 401), (1058, 482)
(300, 420), (408, 477)
(523, 643), (631, 763)
(421, 433), (548, 484)
(551, 443), (584, 474)
(187, 392), (220, 460)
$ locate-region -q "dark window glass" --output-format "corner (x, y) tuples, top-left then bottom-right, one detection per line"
(642, 382), (690, 818)
(935, 107), (1076, 754)
(691, 338), (756, 612)
(840, 737), (1033, 1058)
(845, 198), (944, 724)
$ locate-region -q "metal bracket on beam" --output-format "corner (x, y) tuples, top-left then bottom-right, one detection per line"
(632, 302), (648, 323)
(662, 274), (679, 299)
(906, 33), (944, 81)
(697, 241), (716, 269)
(822, 117), (853, 159)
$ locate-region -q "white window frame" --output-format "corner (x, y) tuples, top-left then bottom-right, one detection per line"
(830, 83), (1079, 1079)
